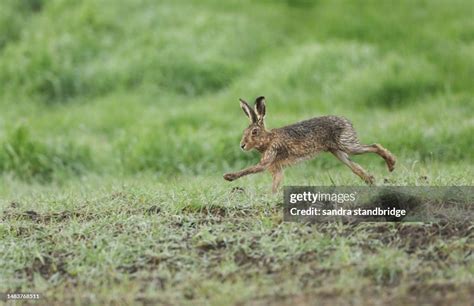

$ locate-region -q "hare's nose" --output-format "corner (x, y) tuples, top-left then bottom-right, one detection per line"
(240, 144), (245, 149)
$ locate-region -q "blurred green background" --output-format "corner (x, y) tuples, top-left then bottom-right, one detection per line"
(0, 0), (473, 183)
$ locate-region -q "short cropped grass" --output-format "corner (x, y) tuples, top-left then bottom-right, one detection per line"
(1, 172), (473, 305)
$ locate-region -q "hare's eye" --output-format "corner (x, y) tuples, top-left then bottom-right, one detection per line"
(251, 128), (258, 136)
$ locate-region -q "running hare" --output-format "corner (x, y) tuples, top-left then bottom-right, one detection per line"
(223, 96), (396, 193)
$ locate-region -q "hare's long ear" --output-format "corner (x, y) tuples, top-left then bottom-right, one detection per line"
(254, 96), (266, 122)
(240, 98), (257, 123)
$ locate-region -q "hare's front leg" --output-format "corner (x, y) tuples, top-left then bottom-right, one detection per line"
(270, 167), (283, 193)
(223, 153), (276, 182)
(223, 163), (268, 181)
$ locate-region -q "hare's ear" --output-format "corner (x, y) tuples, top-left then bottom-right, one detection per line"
(254, 96), (266, 122)
(239, 98), (257, 123)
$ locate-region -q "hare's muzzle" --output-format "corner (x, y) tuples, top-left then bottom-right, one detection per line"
(240, 143), (246, 150)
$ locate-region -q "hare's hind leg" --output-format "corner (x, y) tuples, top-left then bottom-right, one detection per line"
(331, 150), (375, 185)
(349, 144), (396, 172)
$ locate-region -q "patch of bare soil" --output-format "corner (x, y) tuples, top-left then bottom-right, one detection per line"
(342, 222), (473, 252)
(2, 207), (95, 224)
(17, 253), (71, 281)
(244, 282), (474, 306)
(403, 282), (474, 306)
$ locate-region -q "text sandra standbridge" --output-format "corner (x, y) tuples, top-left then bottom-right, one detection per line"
(283, 186), (473, 223)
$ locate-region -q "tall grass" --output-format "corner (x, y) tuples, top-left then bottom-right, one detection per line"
(0, 0), (472, 181)
(0, 126), (92, 182)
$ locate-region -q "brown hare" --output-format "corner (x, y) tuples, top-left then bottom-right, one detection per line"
(223, 96), (396, 193)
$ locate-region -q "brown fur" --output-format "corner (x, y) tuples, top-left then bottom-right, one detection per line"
(223, 97), (396, 193)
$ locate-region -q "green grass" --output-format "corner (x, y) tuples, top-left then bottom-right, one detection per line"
(0, 0), (473, 304)
(1, 173), (473, 305)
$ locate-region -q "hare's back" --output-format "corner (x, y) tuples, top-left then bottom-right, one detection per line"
(277, 115), (358, 151)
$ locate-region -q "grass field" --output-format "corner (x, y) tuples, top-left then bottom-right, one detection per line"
(0, 0), (473, 305)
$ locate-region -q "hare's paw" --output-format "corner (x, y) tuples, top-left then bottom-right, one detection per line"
(365, 175), (375, 185)
(224, 173), (238, 181)
(386, 154), (396, 172)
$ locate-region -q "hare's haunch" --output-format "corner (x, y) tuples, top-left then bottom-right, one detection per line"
(223, 96), (396, 193)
